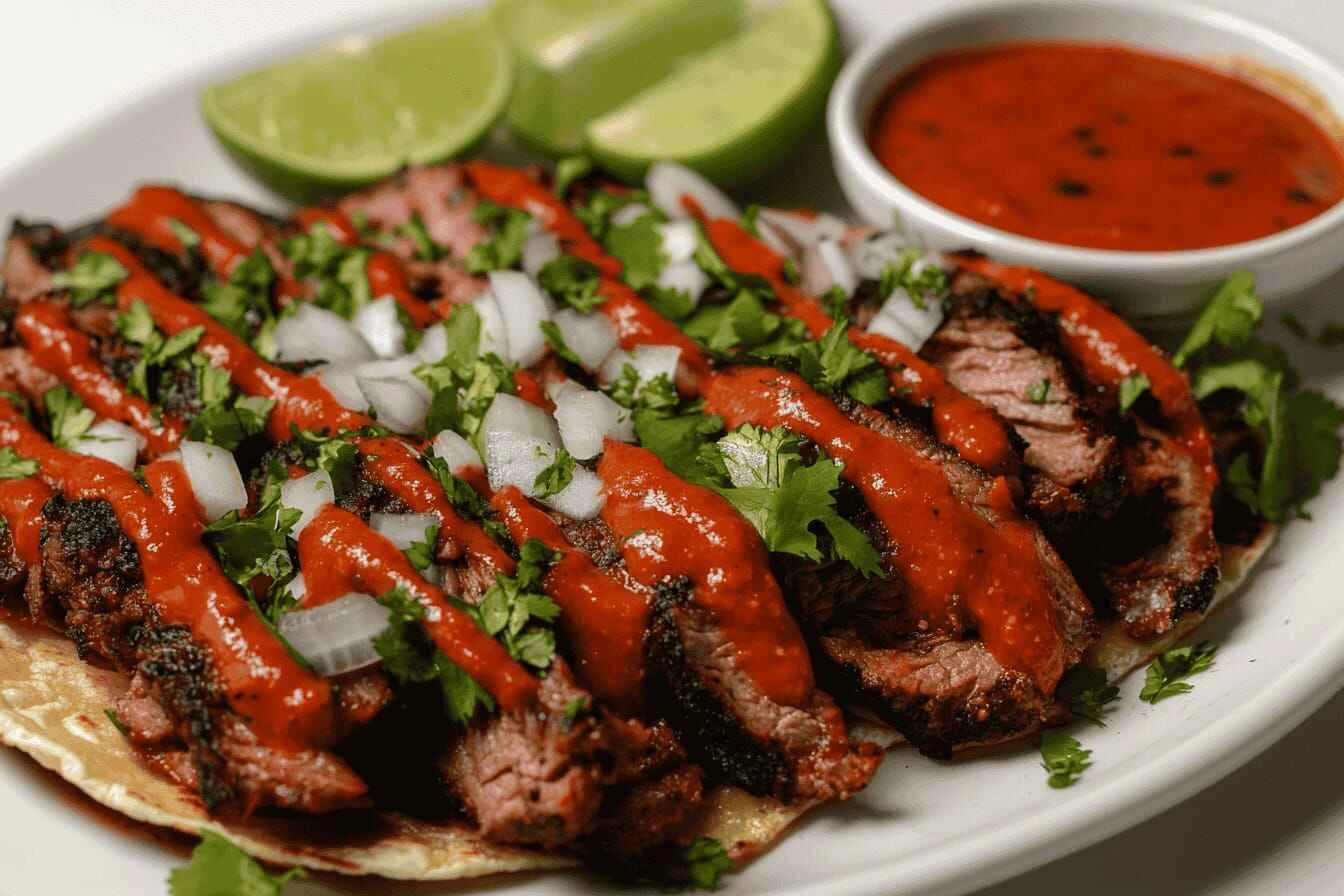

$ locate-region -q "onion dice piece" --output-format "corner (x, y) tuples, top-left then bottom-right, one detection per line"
(647, 161), (739, 221)
(351, 296), (407, 359)
(488, 270), (553, 367)
(278, 592), (391, 677)
(551, 309), (619, 372)
(280, 470), (334, 537)
(72, 419), (142, 470)
(178, 440), (247, 522)
(273, 303), (375, 365)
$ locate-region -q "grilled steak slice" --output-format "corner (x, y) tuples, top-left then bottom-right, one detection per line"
(2, 220), (68, 300)
(648, 577), (880, 801)
(1090, 421), (1221, 638)
(779, 398), (1095, 756)
(925, 272), (1126, 529)
(35, 495), (368, 814)
(441, 660), (624, 847)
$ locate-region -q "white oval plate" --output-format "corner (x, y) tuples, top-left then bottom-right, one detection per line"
(1, 3), (1342, 895)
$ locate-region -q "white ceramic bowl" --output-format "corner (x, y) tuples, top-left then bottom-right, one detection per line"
(827, 0), (1344, 318)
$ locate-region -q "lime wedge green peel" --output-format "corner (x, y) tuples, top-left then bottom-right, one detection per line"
(202, 11), (512, 202)
(493, 0), (746, 157)
(586, 0), (840, 187)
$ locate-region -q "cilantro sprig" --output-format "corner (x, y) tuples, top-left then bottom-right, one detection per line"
(43, 386), (95, 449)
(1178, 271), (1344, 521)
(1040, 730), (1091, 788)
(168, 831), (303, 896)
(684, 836), (734, 890)
(1140, 641), (1218, 703)
(465, 200), (531, 274)
(0, 447), (38, 479)
(281, 222), (370, 318)
(50, 251), (127, 306)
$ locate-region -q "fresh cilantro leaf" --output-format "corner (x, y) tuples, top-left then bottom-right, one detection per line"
(644, 284), (697, 322)
(167, 218), (200, 250)
(1027, 379), (1051, 404)
(574, 189), (649, 241)
(685, 836), (734, 890)
(397, 212), (441, 261)
(468, 540), (562, 669)
(0, 447), (38, 479)
(691, 227), (774, 298)
(608, 366), (678, 416)
(1193, 358), (1289, 518)
(537, 254), (604, 312)
(741, 204), (762, 237)
(423, 455), (501, 534)
(465, 200), (531, 273)
(561, 696), (590, 730)
(759, 317), (890, 405)
(374, 587), (494, 724)
(403, 523), (440, 572)
(1055, 666), (1119, 726)
(683, 289), (783, 352)
(539, 320), (582, 366)
(203, 502), (301, 598)
(1173, 271), (1261, 367)
(50, 251), (127, 306)
(632, 410), (727, 486)
(1286, 390), (1344, 513)
(782, 258), (801, 285)
(1140, 641), (1218, 703)
(554, 155), (594, 198)
(287, 427), (369, 498)
(714, 425), (884, 576)
(605, 213), (666, 290)
(201, 249), (276, 341)
(877, 248), (948, 306)
(1117, 372), (1151, 413)
(532, 447), (576, 498)
(1040, 730), (1091, 788)
(283, 223), (370, 318)
(185, 394), (273, 451)
(168, 830), (303, 896)
(44, 386), (95, 449)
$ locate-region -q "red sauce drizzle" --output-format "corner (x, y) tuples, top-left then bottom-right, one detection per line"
(141, 457), (205, 529)
(464, 161), (619, 277)
(0, 477), (54, 566)
(297, 504), (536, 710)
(957, 257), (1216, 482)
(699, 214), (1015, 472)
(492, 486), (649, 711)
(702, 367), (1069, 692)
(0, 404), (336, 744)
(15, 301), (183, 455)
(868, 42), (1344, 251)
(596, 280), (712, 387)
(294, 208), (358, 243)
(354, 437), (513, 577)
(597, 440), (814, 707)
(89, 237), (374, 441)
(107, 185), (247, 277)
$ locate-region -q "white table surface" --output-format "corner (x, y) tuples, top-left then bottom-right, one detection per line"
(3, 2), (1342, 894)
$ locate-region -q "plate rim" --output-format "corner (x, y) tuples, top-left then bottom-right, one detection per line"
(0, 3), (1342, 895)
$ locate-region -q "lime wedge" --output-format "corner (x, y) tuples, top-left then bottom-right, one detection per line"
(585, 0), (840, 187)
(201, 12), (512, 201)
(493, 0), (745, 156)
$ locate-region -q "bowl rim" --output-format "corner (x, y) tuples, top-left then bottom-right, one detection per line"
(827, 0), (1344, 272)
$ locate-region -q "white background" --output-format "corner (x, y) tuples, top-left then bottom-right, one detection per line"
(1, 2), (1342, 894)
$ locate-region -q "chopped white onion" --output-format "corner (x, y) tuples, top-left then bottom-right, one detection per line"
(312, 365), (370, 413)
(657, 259), (710, 304)
(521, 230), (561, 278)
(356, 375), (429, 434)
(820, 239), (857, 296)
(414, 321), (449, 363)
(544, 466), (605, 520)
(758, 208), (848, 249)
(351, 296), (407, 359)
(483, 432), (555, 495)
(278, 592), (391, 677)
(554, 389), (634, 460)
(482, 393), (560, 446)
(753, 217), (793, 256)
(72, 419), (142, 470)
(471, 292), (510, 359)
(280, 470), (334, 537)
(178, 440), (247, 522)
(287, 573), (307, 603)
(273, 303), (375, 365)
(611, 202), (652, 227)
(551, 309), (619, 372)
(544, 378), (586, 403)
(353, 356), (424, 389)
(430, 429), (483, 474)
(488, 270), (553, 367)
(657, 220), (699, 264)
(848, 232), (947, 282)
(867, 287), (945, 352)
(647, 161), (739, 221)
(370, 512), (440, 551)
(600, 344), (681, 388)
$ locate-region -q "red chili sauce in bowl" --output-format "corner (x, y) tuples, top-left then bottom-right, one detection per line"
(867, 41), (1344, 251)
